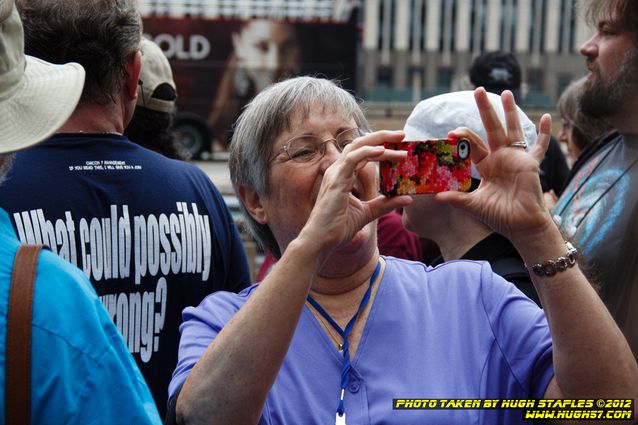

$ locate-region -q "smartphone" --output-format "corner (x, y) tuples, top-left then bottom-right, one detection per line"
(379, 137), (472, 195)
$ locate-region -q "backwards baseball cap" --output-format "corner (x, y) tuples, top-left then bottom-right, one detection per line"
(0, 0), (85, 154)
(469, 51), (522, 102)
(403, 90), (537, 180)
(137, 37), (177, 113)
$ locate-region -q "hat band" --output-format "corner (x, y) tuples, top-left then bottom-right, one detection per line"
(144, 97), (175, 114)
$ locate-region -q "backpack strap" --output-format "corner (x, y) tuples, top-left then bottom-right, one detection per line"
(6, 244), (44, 425)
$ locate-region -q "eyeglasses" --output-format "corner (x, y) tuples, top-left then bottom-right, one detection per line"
(268, 127), (363, 164)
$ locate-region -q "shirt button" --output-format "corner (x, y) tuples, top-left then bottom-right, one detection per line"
(349, 381), (360, 393)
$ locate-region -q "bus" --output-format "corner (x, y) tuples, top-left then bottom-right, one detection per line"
(140, 1), (360, 158)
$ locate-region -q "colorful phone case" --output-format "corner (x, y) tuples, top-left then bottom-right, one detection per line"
(380, 138), (472, 195)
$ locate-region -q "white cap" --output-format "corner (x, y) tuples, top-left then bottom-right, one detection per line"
(0, 0), (85, 153)
(403, 90), (537, 179)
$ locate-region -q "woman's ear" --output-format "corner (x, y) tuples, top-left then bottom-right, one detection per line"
(237, 185), (267, 224)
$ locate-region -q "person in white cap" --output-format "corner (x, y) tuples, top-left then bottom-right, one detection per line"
(0, 1), (161, 423)
(401, 90), (541, 306)
(124, 37), (188, 160)
(0, 0), (250, 416)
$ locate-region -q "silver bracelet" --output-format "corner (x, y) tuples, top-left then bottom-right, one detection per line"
(528, 241), (578, 277)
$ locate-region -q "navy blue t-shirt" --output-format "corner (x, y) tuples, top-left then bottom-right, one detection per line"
(0, 133), (251, 415)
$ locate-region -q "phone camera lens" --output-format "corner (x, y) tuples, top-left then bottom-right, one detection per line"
(457, 140), (470, 159)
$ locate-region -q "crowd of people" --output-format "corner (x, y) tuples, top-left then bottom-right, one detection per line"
(1, 0), (638, 424)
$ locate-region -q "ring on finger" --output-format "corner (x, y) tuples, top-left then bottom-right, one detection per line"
(509, 140), (528, 149)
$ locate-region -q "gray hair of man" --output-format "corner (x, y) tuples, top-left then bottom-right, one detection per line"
(0, 155), (15, 186)
(229, 76), (371, 259)
(16, 0), (141, 105)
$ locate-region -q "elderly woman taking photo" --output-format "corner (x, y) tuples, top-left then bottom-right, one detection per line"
(168, 77), (638, 425)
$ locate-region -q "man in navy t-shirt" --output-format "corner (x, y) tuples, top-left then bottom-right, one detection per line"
(1, 0), (251, 416)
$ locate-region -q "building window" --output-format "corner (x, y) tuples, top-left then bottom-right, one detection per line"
(437, 67), (454, 90)
(377, 66), (393, 87)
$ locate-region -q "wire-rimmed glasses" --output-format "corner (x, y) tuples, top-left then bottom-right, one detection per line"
(268, 127), (363, 164)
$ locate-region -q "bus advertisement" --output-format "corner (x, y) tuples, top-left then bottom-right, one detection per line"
(142, 14), (358, 158)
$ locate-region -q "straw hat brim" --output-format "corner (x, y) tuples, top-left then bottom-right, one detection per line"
(0, 56), (85, 153)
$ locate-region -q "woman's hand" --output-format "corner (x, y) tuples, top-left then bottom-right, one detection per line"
(436, 88), (555, 241)
(299, 130), (412, 254)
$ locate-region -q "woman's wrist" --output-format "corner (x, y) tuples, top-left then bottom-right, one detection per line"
(509, 219), (570, 269)
(284, 234), (331, 272)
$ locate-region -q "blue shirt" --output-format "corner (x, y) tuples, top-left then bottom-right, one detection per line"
(0, 208), (161, 424)
(170, 257), (554, 424)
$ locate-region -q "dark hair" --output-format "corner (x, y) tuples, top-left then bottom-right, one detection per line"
(585, 0), (638, 39)
(469, 51), (523, 103)
(125, 84), (189, 160)
(17, 0), (141, 105)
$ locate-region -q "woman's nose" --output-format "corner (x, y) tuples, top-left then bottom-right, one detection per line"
(318, 140), (342, 172)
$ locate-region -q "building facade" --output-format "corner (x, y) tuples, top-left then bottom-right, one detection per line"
(361, 0), (593, 107)
(138, 0), (593, 108)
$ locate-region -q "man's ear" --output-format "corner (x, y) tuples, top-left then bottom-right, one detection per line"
(237, 185), (268, 224)
(126, 49), (142, 101)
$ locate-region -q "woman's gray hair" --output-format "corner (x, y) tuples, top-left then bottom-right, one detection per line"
(229, 76), (370, 258)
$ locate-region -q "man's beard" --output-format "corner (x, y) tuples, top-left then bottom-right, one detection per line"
(0, 154), (15, 186)
(581, 48), (638, 119)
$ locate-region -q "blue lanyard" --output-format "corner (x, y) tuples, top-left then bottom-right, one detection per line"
(306, 260), (381, 423)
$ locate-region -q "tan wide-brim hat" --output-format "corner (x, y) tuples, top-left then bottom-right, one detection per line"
(0, 1), (85, 154)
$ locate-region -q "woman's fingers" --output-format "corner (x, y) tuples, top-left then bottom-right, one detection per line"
(530, 114), (552, 163)
(365, 194), (412, 222)
(502, 90), (525, 143)
(332, 144), (406, 180)
(349, 130), (404, 149)
(434, 190), (476, 215)
(330, 130), (407, 176)
(474, 87), (508, 149)
(448, 127), (489, 165)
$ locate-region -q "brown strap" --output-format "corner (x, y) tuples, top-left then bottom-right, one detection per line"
(6, 244), (43, 425)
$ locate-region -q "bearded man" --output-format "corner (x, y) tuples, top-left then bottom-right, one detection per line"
(552, 0), (638, 359)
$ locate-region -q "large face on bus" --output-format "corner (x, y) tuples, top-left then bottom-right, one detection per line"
(232, 20), (300, 91)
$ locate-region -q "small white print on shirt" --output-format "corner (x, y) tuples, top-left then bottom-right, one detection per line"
(68, 160), (142, 171)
